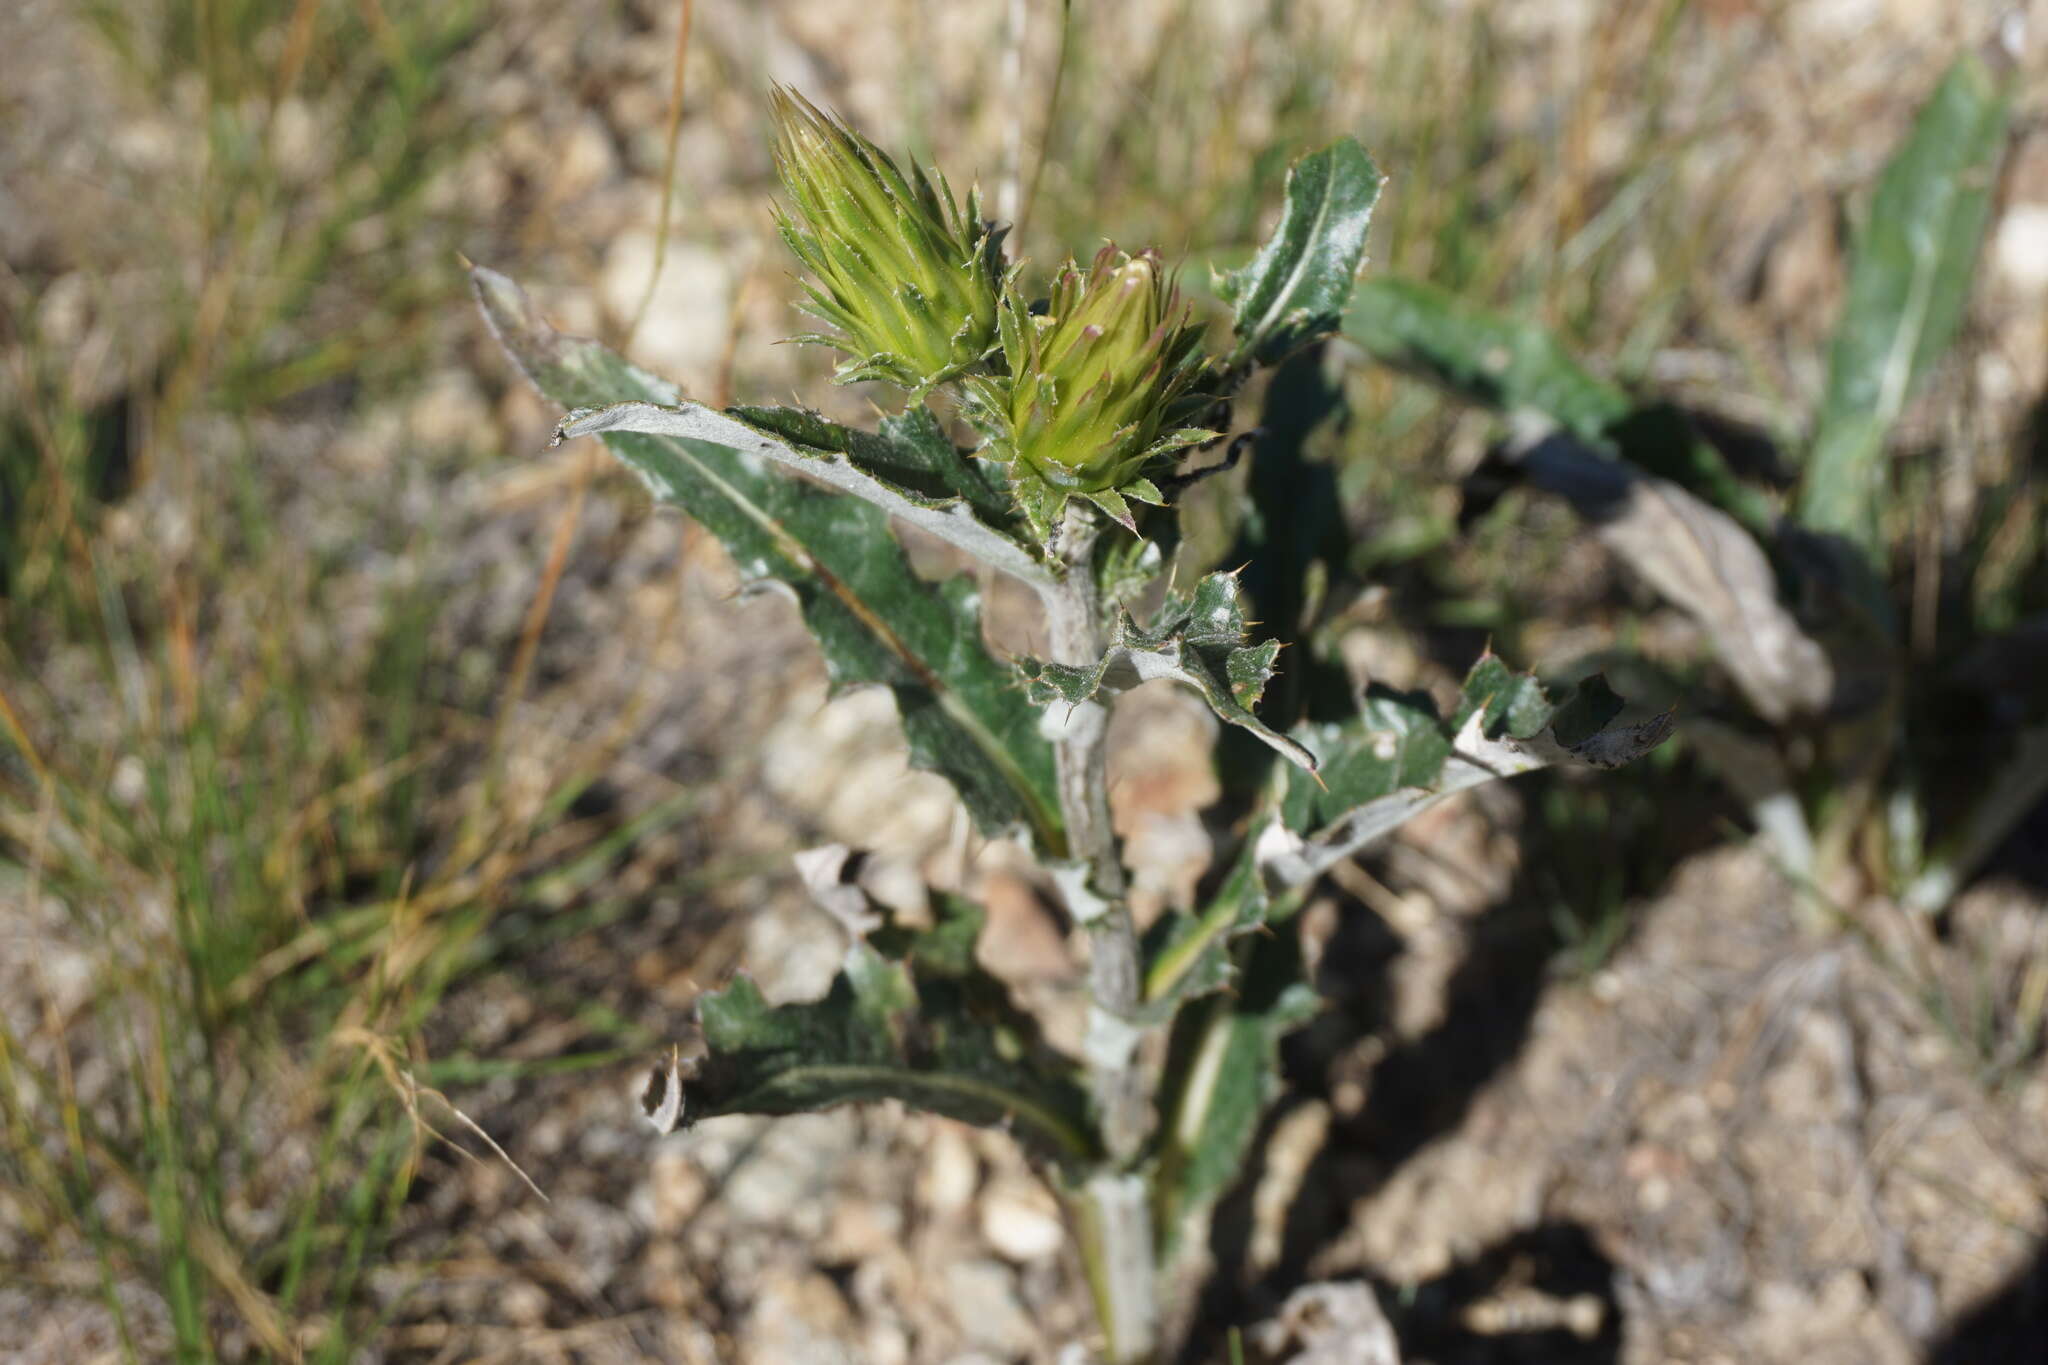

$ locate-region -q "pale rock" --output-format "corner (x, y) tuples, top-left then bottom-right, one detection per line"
(918, 1124), (981, 1218)
(111, 115), (182, 174)
(1994, 203), (2048, 296)
(479, 70), (535, 119)
(500, 1279), (550, 1327)
(25, 944), (95, 1034)
(600, 232), (731, 395)
(978, 1177), (1065, 1263)
(740, 1269), (860, 1365)
(1120, 808), (1212, 915)
(862, 852), (934, 921)
(649, 1146), (707, 1234)
(942, 1258), (1039, 1356)
(640, 1239), (693, 1310)
(1787, 0), (1886, 40)
(823, 1195), (905, 1263)
(342, 210), (388, 257)
(426, 145), (512, 218)
(1252, 1281), (1401, 1365)
(109, 754), (147, 807)
(405, 370), (493, 454)
(1340, 623), (1427, 691)
(718, 1112), (856, 1230)
(863, 1320), (911, 1365)
(761, 685), (965, 858)
(609, 83), (669, 153)
(34, 271), (90, 349)
(268, 97), (323, 184)
(554, 112), (620, 201)
(744, 896), (843, 1002)
(974, 869), (1073, 984)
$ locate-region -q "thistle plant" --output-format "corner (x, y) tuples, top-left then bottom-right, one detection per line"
(473, 93), (1668, 1362)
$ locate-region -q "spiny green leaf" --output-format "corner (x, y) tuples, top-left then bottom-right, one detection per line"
(1548, 673), (1627, 749)
(1268, 656), (1673, 886)
(1221, 137), (1384, 367)
(1798, 52), (2013, 555)
(1455, 653), (1554, 739)
(730, 402), (1018, 530)
(1018, 570), (1314, 771)
(1151, 931), (1319, 1262)
(557, 399), (1048, 586)
(686, 899), (1102, 1169)
(471, 265), (1063, 851)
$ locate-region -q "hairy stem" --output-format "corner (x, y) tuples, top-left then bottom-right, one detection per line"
(1072, 1172), (1157, 1364)
(1041, 514), (1156, 1361)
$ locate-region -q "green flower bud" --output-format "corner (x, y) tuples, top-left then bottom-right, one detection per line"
(770, 88), (1003, 393)
(972, 246), (1218, 533)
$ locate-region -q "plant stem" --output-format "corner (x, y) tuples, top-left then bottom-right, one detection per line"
(1073, 1171), (1157, 1364)
(1041, 513), (1157, 1362)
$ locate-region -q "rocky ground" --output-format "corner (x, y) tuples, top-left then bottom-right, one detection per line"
(5, 0), (2048, 1361)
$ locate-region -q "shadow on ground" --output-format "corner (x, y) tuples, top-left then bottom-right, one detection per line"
(1929, 1235), (2048, 1363)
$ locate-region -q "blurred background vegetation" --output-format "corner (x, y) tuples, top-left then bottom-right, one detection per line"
(3, 0), (2045, 1360)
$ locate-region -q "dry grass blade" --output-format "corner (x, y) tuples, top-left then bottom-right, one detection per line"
(337, 1026), (550, 1206)
(627, 0), (698, 343)
(0, 678), (48, 787)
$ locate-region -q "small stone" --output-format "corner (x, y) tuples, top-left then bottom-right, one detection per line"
(978, 1177), (1064, 1263)
(974, 870), (1072, 984)
(1590, 968), (1624, 1003)
(268, 97), (322, 184)
(823, 1196), (904, 1263)
(918, 1124), (980, 1219)
(719, 1113), (855, 1229)
(640, 1240), (693, 1310)
(1251, 1282), (1400, 1365)
(405, 371), (493, 454)
(599, 233), (731, 395)
(500, 1279), (549, 1328)
(1995, 204), (2048, 296)
(942, 1258), (1038, 1356)
(862, 1320), (911, 1365)
(650, 1147), (707, 1234)
(740, 1269), (859, 1365)
(34, 272), (91, 350)
(554, 113), (619, 201)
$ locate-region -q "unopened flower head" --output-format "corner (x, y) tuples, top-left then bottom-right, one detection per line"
(770, 88), (1002, 392)
(980, 246), (1216, 497)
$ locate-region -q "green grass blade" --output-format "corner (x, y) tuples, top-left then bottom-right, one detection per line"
(1797, 53), (2013, 554)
